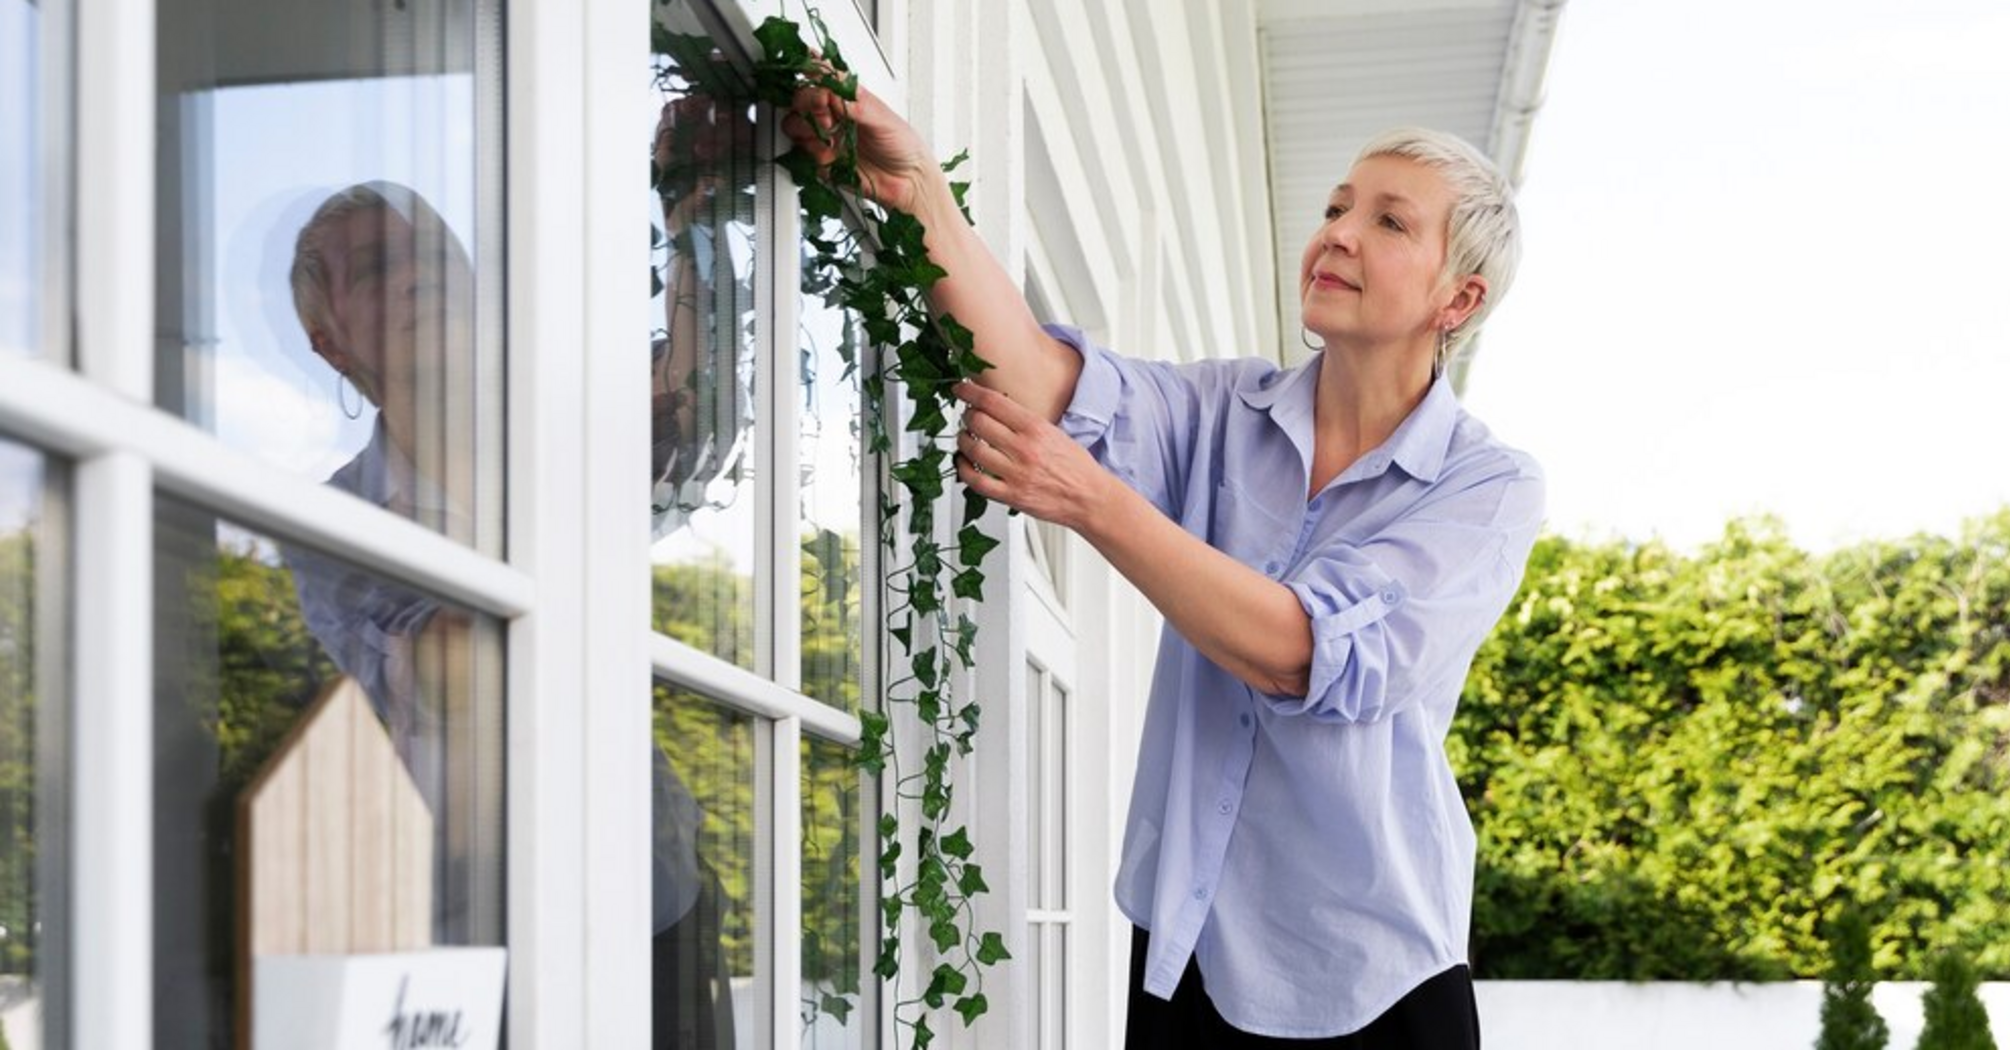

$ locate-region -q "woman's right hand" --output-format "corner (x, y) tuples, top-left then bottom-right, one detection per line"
(781, 79), (946, 221)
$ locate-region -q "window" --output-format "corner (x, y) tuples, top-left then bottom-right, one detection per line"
(154, 0), (505, 556)
(653, 683), (759, 1049)
(1028, 662), (1071, 1050)
(647, 3), (877, 1048)
(0, 438), (67, 1050)
(1, 0), (62, 365)
(151, 499), (507, 1045)
(147, 0), (510, 1042)
(800, 735), (864, 1050)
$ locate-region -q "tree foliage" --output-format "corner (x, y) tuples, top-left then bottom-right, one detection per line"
(1919, 949), (1997, 1050)
(1818, 904), (1890, 1050)
(1459, 512), (2010, 980)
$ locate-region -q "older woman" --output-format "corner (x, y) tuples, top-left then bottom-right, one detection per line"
(787, 86), (1543, 1049)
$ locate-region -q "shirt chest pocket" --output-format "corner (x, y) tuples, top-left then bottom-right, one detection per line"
(1210, 477), (1297, 573)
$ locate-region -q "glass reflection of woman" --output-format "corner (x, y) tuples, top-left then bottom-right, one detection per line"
(286, 184), (732, 1050)
(652, 80), (757, 538)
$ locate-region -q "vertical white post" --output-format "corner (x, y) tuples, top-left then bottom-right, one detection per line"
(506, 0), (591, 1042)
(73, 0), (156, 1042)
(773, 715), (804, 1050)
(582, 0), (655, 1042)
(72, 451), (153, 1050)
(74, 0), (154, 400)
(964, 1), (1032, 1046)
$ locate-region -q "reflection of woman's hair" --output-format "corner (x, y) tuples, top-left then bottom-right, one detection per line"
(288, 181), (462, 341)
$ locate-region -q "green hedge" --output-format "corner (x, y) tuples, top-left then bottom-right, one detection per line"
(1456, 512), (2010, 980)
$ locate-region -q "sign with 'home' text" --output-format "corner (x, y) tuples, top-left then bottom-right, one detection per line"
(252, 948), (507, 1050)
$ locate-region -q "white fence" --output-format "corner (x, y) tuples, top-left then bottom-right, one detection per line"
(1478, 981), (2010, 1050)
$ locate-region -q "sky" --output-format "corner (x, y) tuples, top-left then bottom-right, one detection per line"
(1459, 0), (2010, 553)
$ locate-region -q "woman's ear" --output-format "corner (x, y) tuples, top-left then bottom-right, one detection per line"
(1443, 275), (1488, 330)
(308, 331), (349, 375)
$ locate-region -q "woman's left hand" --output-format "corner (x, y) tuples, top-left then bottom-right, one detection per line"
(953, 382), (1111, 532)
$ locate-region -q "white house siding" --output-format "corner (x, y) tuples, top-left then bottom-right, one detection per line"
(886, 2), (1274, 1047)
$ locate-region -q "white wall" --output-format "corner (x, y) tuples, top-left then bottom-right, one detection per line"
(1478, 981), (2010, 1050)
(894, 2), (1274, 1048)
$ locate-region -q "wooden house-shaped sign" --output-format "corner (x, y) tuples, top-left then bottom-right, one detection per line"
(233, 676), (504, 1049)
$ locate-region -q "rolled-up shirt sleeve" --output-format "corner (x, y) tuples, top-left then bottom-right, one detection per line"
(1044, 323), (1248, 520)
(1267, 464), (1546, 723)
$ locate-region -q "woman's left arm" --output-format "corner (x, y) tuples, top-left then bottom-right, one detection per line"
(956, 382), (1315, 695)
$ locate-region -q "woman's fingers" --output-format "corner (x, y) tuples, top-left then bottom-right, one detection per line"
(957, 426), (1012, 478)
(960, 406), (1017, 450)
(956, 453), (1006, 500)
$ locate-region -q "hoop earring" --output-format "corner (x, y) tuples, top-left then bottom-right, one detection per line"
(338, 371), (364, 420)
(1300, 327), (1324, 352)
(1433, 327), (1452, 380)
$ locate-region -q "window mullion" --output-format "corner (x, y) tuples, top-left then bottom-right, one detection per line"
(75, 0), (152, 399)
(773, 715), (804, 1050)
(762, 116), (804, 692)
(505, 0), (594, 1039)
(72, 451), (153, 1050)
(581, 0), (656, 1040)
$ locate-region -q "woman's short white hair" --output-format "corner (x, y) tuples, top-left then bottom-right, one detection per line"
(1354, 127), (1521, 364)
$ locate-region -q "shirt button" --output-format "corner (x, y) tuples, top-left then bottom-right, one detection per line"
(1264, 561), (1281, 575)
(1239, 713), (1253, 728)
(1218, 799), (1234, 815)
(1193, 886), (1209, 901)
(1381, 590), (1400, 605)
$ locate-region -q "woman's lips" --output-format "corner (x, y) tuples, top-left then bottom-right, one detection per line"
(1312, 273), (1357, 291)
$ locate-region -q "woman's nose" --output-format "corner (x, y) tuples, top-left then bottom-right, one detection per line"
(1321, 214), (1358, 252)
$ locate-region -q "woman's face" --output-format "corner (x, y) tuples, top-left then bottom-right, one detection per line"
(315, 205), (474, 420)
(1298, 153), (1463, 351)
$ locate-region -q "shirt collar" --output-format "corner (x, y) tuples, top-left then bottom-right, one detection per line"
(1237, 355), (1460, 485)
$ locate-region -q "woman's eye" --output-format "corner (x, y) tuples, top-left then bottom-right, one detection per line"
(1380, 214), (1405, 232)
(1324, 204), (1346, 220)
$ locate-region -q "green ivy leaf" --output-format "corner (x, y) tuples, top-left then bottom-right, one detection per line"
(975, 932), (1012, 965)
(958, 863), (990, 896)
(941, 825), (976, 860)
(954, 994), (990, 1026)
(957, 523), (1001, 566)
(923, 962), (968, 1008)
(752, 16), (812, 68)
(952, 567), (986, 600)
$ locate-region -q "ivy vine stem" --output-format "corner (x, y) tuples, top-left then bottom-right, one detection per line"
(750, 10), (1011, 1047)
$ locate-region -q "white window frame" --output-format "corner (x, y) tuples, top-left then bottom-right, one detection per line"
(0, 0), (901, 1047)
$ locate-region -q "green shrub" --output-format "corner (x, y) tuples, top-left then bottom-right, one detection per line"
(1816, 904), (1888, 1050)
(1459, 512), (2010, 980)
(1919, 949), (1996, 1050)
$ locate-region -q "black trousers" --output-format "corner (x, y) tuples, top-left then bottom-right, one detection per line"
(1125, 927), (1481, 1049)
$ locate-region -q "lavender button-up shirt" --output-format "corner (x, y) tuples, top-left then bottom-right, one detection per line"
(1049, 325), (1544, 1038)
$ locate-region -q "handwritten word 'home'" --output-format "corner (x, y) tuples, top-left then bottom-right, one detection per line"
(382, 975), (471, 1049)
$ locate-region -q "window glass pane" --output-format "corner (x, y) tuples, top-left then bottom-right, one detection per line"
(800, 217), (866, 712)
(0, 438), (66, 1049)
(152, 498), (505, 1046)
(154, 0), (504, 555)
(801, 735), (863, 1049)
(1, 0), (50, 361)
(649, 1), (761, 670)
(653, 684), (757, 1050)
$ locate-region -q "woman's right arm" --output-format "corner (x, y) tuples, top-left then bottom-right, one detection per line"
(784, 82), (1082, 423)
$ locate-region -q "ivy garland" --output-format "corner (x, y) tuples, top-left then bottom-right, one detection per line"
(750, 11), (1010, 1048)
